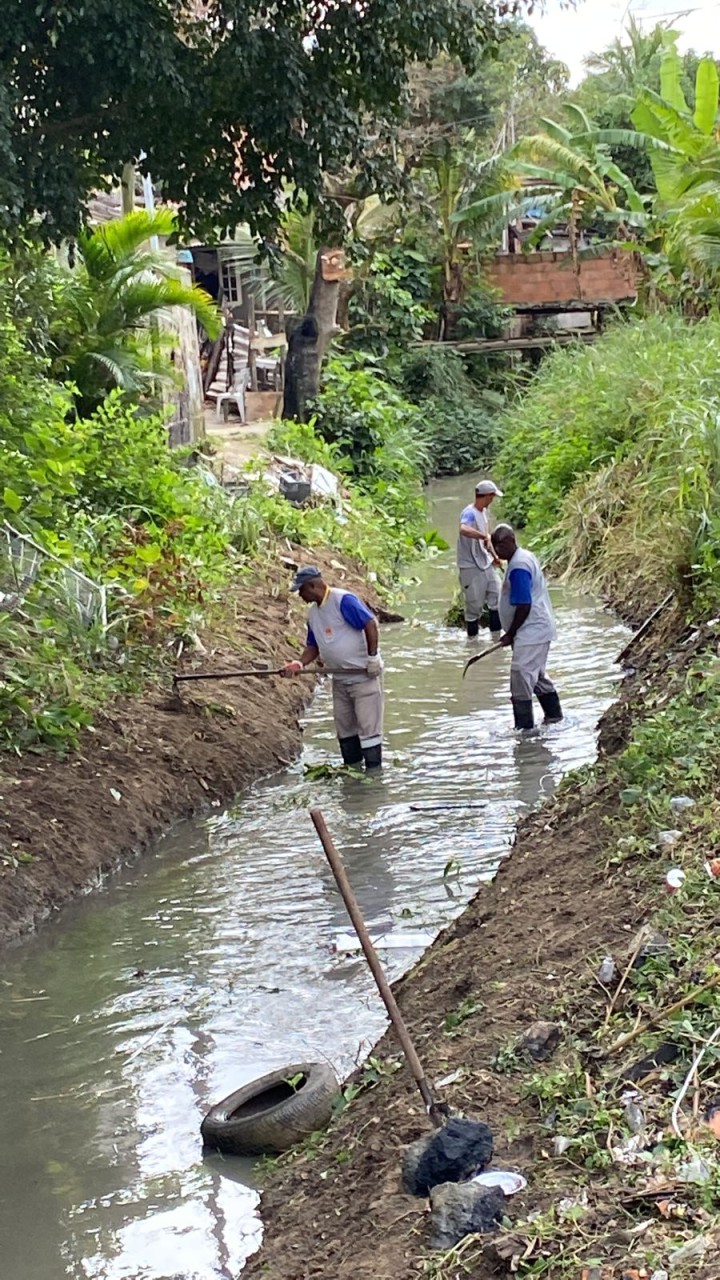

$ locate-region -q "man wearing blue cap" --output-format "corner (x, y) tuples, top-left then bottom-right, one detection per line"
(281, 567), (384, 769)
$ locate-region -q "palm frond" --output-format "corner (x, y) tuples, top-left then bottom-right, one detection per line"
(98, 210), (177, 262)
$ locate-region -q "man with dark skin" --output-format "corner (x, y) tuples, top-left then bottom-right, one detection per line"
(281, 566), (384, 769)
(491, 523), (563, 733)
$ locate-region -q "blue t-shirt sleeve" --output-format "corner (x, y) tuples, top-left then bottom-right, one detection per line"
(460, 505), (476, 528)
(306, 625), (318, 648)
(508, 567), (532, 606)
(339, 593), (374, 630)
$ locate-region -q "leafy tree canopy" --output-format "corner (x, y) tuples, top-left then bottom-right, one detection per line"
(403, 21), (569, 153)
(1, 0), (518, 242)
(572, 17), (715, 192)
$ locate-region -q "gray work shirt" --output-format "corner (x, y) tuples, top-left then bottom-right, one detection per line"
(456, 504), (492, 571)
(499, 547), (557, 648)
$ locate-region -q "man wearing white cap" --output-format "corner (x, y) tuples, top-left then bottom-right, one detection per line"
(280, 566), (384, 769)
(456, 480), (503, 640)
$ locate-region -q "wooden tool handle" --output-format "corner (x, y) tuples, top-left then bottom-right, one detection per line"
(310, 807), (442, 1127)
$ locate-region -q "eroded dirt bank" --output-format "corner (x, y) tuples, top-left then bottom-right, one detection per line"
(245, 605), (720, 1280)
(0, 550), (383, 947)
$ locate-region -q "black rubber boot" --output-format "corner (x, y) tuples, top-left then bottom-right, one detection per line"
(339, 735), (363, 766)
(537, 690), (563, 724)
(362, 744), (383, 770)
(512, 698), (535, 732)
(466, 618), (479, 638)
(488, 608), (501, 637)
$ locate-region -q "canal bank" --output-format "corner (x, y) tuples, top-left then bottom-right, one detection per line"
(0, 477), (628, 1280)
(247, 602), (720, 1280)
(0, 549), (384, 947)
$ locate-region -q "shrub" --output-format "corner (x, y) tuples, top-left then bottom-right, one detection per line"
(397, 346), (504, 477)
(308, 354), (427, 501)
(496, 313), (720, 617)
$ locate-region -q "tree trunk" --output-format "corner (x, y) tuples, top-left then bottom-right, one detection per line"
(282, 249), (340, 421)
(121, 162), (136, 215)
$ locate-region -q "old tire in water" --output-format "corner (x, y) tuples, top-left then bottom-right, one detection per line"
(201, 1062), (339, 1156)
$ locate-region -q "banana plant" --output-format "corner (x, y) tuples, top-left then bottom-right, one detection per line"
(620, 40), (720, 280)
(509, 104), (646, 236)
(420, 139), (518, 336)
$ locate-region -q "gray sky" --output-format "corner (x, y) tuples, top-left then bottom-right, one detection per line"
(530, 0), (720, 85)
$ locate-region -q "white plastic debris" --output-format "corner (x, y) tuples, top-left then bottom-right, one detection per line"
(670, 795), (695, 814)
(309, 463), (339, 500)
(610, 1133), (646, 1165)
(649, 1271), (668, 1280)
(677, 1155), (711, 1184)
(657, 829), (682, 848)
(435, 1068), (463, 1089)
(553, 1135), (572, 1156)
(597, 955), (616, 984)
(472, 1170), (527, 1195)
(665, 868), (686, 893)
(668, 1235), (711, 1266)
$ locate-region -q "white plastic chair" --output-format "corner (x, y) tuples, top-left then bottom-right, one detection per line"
(216, 366), (252, 422)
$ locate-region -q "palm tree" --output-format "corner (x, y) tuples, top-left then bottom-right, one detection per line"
(54, 210), (220, 410)
(583, 16), (666, 92)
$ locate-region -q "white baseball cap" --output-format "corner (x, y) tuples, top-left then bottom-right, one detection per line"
(475, 480), (503, 497)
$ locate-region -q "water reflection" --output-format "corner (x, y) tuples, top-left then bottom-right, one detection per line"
(0, 478), (628, 1280)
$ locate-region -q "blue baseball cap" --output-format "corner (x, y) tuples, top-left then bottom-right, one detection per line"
(290, 566), (322, 592)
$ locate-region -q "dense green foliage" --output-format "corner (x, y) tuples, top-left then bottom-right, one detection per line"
(1, 0), (503, 241)
(397, 346), (503, 475)
(573, 18), (708, 194)
(497, 314), (720, 616)
(1, 220), (219, 414)
(0, 246), (450, 754)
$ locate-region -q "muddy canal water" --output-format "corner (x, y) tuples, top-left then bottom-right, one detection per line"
(0, 478), (628, 1280)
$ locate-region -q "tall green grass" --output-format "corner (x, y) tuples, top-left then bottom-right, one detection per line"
(497, 314), (720, 616)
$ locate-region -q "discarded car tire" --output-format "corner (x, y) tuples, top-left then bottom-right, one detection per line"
(201, 1062), (339, 1156)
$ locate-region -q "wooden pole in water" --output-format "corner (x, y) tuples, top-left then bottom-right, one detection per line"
(310, 807), (445, 1128)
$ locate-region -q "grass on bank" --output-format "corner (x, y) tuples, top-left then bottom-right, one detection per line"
(0, 230), (507, 760)
(0, 356), (462, 757)
(497, 313), (720, 619)
(424, 639), (720, 1279)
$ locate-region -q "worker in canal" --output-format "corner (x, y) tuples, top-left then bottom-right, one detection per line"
(491, 523), (563, 733)
(457, 480), (503, 640)
(281, 566), (384, 769)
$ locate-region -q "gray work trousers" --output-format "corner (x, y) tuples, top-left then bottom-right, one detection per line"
(332, 677), (384, 748)
(510, 642), (557, 702)
(458, 566), (500, 623)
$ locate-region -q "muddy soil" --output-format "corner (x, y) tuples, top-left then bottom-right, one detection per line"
(244, 607), (700, 1280)
(0, 549), (384, 947)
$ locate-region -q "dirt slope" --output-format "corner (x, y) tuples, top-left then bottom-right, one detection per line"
(245, 608), (718, 1280)
(0, 550), (384, 946)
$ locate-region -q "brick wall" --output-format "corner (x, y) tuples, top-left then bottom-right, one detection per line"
(485, 250), (638, 307)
